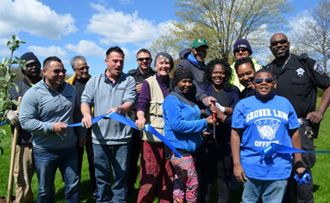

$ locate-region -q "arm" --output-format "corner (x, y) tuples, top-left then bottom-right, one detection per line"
(307, 86), (330, 123)
(291, 129), (306, 174)
(231, 128), (246, 183)
(112, 76), (136, 114)
(163, 95), (208, 134)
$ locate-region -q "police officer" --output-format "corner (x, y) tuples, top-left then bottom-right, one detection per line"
(266, 32), (330, 203)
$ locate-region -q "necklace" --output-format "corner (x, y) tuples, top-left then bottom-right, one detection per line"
(281, 54), (291, 70)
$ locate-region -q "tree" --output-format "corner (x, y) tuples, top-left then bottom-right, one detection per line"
(150, 0), (288, 62)
(0, 35), (25, 155)
(293, 0), (330, 73)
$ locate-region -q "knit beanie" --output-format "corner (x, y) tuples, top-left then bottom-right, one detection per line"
(233, 39), (253, 55)
(173, 67), (194, 86)
(20, 52), (41, 70)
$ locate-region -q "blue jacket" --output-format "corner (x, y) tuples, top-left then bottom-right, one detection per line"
(163, 94), (207, 153)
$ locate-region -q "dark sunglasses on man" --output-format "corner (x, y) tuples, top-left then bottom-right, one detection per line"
(137, 57), (151, 62)
(271, 39), (288, 47)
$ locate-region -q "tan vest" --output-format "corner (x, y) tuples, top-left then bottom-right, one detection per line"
(142, 76), (164, 142)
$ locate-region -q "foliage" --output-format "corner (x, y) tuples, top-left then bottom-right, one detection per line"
(0, 35), (25, 154)
(150, 0), (289, 63)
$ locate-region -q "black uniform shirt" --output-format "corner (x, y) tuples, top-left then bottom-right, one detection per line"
(267, 54), (330, 118)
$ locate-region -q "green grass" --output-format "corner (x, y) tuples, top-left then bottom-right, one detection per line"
(1, 104), (330, 202)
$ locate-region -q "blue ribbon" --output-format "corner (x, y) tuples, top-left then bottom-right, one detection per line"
(261, 143), (330, 158)
(68, 112), (182, 158)
(0, 120), (8, 126)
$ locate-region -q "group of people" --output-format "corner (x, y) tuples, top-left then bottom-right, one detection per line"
(6, 32), (330, 203)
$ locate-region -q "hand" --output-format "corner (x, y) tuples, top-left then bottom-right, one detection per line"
(6, 110), (19, 126)
(307, 111), (323, 124)
(78, 136), (86, 147)
(202, 96), (216, 107)
(81, 114), (92, 128)
(135, 117), (146, 130)
(106, 107), (120, 114)
(136, 83), (143, 94)
(202, 130), (211, 137)
(53, 122), (68, 133)
(296, 167), (306, 175)
(234, 164), (247, 183)
(205, 115), (215, 125)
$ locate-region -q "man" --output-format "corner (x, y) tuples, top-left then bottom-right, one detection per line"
(231, 39), (262, 91)
(127, 48), (155, 195)
(234, 57), (256, 99)
(6, 52), (42, 203)
(176, 37), (214, 106)
(81, 46), (136, 202)
(266, 32), (330, 203)
(19, 56), (80, 202)
(67, 56), (96, 194)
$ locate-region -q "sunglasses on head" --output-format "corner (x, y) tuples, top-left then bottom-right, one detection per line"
(137, 57), (151, 62)
(254, 77), (274, 84)
(271, 39), (288, 46)
(53, 69), (67, 74)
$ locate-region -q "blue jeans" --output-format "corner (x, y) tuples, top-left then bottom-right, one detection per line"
(33, 147), (79, 203)
(93, 143), (130, 203)
(242, 178), (287, 203)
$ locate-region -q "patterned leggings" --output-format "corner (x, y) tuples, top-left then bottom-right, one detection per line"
(170, 154), (199, 203)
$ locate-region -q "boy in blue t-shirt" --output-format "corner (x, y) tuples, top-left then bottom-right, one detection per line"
(231, 69), (306, 203)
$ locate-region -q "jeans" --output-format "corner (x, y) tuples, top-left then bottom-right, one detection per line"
(33, 147), (79, 203)
(93, 143), (130, 203)
(242, 178), (287, 203)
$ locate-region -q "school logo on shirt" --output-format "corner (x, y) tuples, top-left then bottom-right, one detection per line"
(255, 118), (280, 140)
(296, 68), (305, 77)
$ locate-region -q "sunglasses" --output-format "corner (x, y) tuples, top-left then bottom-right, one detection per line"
(235, 48), (248, 53)
(254, 77), (274, 84)
(271, 39), (288, 46)
(53, 69), (67, 74)
(77, 66), (89, 71)
(137, 57), (151, 62)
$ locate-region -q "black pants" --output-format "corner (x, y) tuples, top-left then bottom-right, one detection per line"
(127, 129), (142, 194)
(284, 125), (315, 203)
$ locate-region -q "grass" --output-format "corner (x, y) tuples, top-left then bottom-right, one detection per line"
(0, 104), (330, 202)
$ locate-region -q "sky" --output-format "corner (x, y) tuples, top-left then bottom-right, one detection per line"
(0, 0), (322, 76)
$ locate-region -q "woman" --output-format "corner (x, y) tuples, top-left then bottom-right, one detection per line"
(234, 57), (256, 99)
(135, 52), (174, 203)
(163, 67), (214, 203)
(231, 69), (306, 203)
(197, 58), (240, 203)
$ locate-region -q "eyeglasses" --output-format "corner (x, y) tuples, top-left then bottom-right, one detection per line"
(271, 39), (288, 46)
(77, 66), (89, 71)
(254, 77), (274, 84)
(137, 57), (151, 62)
(53, 69), (67, 74)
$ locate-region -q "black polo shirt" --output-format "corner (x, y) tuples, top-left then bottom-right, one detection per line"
(128, 66), (155, 84)
(266, 54), (330, 118)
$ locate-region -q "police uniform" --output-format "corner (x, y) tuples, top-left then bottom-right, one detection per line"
(266, 53), (330, 203)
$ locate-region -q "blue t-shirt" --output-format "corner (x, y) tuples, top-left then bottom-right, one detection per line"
(232, 95), (300, 180)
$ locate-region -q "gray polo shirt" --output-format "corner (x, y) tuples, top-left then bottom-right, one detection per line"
(19, 80), (77, 150)
(81, 73), (136, 145)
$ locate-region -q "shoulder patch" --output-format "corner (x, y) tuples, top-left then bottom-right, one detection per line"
(313, 63), (325, 74)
